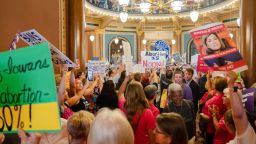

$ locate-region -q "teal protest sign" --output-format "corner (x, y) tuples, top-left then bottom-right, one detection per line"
(0, 42), (61, 133)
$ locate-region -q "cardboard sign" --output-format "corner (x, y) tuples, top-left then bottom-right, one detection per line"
(141, 51), (166, 68)
(19, 29), (77, 67)
(88, 60), (106, 75)
(0, 43), (61, 133)
(190, 23), (247, 73)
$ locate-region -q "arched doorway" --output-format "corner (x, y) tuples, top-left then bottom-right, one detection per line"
(108, 37), (132, 65)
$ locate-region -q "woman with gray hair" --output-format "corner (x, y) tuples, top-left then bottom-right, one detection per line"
(164, 83), (195, 143)
(87, 108), (134, 144)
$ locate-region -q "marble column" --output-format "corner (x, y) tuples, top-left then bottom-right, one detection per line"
(67, 0), (84, 68)
(137, 31), (144, 62)
(175, 30), (181, 54)
(95, 29), (105, 59)
(241, 0), (256, 87)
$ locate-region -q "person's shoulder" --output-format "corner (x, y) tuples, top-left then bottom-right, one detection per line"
(143, 109), (155, 117)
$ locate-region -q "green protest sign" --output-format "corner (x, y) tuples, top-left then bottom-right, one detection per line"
(0, 42), (61, 133)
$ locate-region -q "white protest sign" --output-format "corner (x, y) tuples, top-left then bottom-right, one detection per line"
(191, 54), (199, 66)
(141, 51), (166, 68)
(132, 64), (145, 73)
(122, 41), (132, 57)
(19, 29), (77, 67)
(172, 53), (183, 64)
(122, 56), (133, 76)
(88, 60), (106, 75)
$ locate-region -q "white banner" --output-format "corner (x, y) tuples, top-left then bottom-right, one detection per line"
(122, 56), (133, 76)
(19, 29), (77, 67)
(132, 64), (145, 73)
(141, 51), (166, 68)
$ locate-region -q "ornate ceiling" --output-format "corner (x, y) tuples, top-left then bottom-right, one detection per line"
(84, 0), (240, 30)
(86, 0), (229, 14)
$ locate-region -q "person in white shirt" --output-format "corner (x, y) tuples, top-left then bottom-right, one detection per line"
(226, 71), (256, 144)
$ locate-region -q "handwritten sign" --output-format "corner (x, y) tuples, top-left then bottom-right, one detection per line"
(0, 43), (61, 133)
(19, 29), (77, 67)
(141, 51), (166, 68)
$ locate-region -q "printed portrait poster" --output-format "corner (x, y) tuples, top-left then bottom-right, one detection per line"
(190, 22), (248, 73)
(197, 55), (210, 72)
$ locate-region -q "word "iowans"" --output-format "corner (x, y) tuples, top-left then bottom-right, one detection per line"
(2, 56), (49, 75)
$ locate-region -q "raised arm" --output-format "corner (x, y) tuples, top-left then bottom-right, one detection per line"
(226, 71), (248, 136)
(57, 65), (67, 105)
(84, 76), (99, 96)
(69, 68), (76, 96)
(117, 75), (131, 100)
(66, 80), (89, 106)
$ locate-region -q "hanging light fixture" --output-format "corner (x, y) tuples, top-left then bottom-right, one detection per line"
(171, 39), (176, 45)
(171, 1), (183, 12)
(229, 33), (234, 39)
(140, 2), (151, 13)
(237, 18), (240, 27)
(120, 12), (128, 23)
(114, 37), (119, 44)
(190, 10), (199, 22)
(118, 0), (129, 5)
(90, 35), (95, 42)
(142, 39), (147, 45)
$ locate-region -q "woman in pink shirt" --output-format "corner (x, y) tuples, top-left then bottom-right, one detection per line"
(118, 76), (155, 144)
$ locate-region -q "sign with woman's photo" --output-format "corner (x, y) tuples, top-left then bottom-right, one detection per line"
(190, 22), (248, 73)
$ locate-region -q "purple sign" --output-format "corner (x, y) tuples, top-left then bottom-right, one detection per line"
(242, 88), (256, 113)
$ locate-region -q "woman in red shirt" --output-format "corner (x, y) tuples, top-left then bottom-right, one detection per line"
(118, 76), (155, 144)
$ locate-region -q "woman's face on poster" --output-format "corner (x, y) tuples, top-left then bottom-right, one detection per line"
(206, 34), (221, 51)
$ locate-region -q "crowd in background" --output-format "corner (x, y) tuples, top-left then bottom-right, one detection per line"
(0, 63), (256, 144)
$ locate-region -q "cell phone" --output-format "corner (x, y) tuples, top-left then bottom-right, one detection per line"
(87, 71), (93, 81)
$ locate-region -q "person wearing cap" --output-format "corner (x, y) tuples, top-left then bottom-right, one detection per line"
(144, 85), (160, 119)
